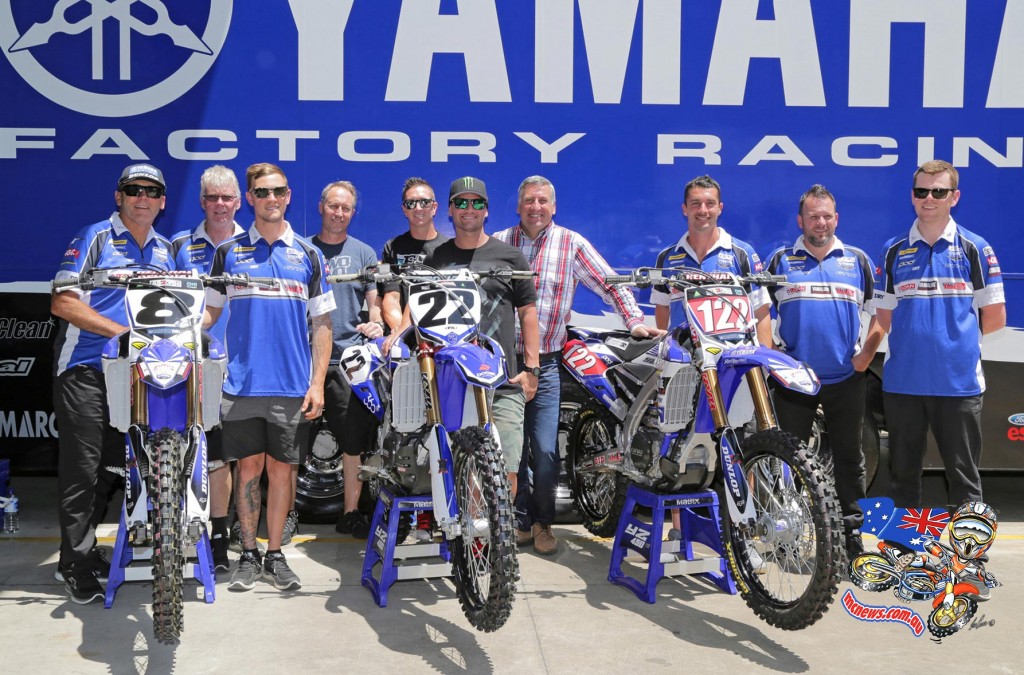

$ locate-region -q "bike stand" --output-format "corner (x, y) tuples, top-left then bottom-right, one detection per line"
(105, 509), (216, 609)
(361, 487), (452, 608)
(608, 484), (736, 604)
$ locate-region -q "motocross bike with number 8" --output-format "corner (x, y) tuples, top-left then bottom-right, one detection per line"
(52, 267), (275, 644)
(561, 267), (844, 630)
(332, 264), (532, 632)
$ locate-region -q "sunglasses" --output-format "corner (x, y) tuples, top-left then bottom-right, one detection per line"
(912, 187), (955, 200)
(403, 198), (435, 209)
(120, 184), (164, 198)
(203, 194), (237, 203)
(251, 186), (289, 199)
(451, 197), (487, 210)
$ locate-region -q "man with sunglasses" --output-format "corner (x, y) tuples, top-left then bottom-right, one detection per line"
(204, 163), (336, 592)
(760, 184), (881, 559)
(51, 163), (175, 603)
(874, 160), (1005, 510)
(308, 180), (383, 540)
(379, 178), (450, 334)
(169, 165), (245, 572)
(420, 176), (541, 501)
(493, 176), (661, 555)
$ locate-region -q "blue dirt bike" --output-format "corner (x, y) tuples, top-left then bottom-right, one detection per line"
(332, 264), (532, 632)
(53, 267), (274, 643)
(562, 267), (844, 630)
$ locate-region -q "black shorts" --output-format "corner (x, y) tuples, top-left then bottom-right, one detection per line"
(220, 395), (309, 465)
(322, 364), (379, 457)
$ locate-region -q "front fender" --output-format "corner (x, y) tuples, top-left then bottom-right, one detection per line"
(718, 345), (820, 396)
(435, 340), (507, 389)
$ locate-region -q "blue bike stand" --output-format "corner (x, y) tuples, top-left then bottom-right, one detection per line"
(608, 484), (736, 604)
(362, 487), (452, 608)
(105, 507), (217, 609)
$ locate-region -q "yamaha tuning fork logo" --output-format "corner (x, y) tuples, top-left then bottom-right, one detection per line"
(1, 0), (232, 116)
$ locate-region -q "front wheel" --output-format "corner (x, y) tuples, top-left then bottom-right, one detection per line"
(449, 427), (518, 632)
(567, 405), (629, 537)
(927, 595), (977, 638)
(724, 429), (844, 631)
(150, 429), (186, 644)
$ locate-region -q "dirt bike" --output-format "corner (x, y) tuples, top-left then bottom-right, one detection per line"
(849, 538), (998, 638)
(331, 264), (531, 632)
(53, 267), (274, 643)
(562, 266), (843, 630)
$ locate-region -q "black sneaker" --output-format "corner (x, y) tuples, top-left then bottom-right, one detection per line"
(263, 551), (301, 590)
(228, 550), (262, 592)
(63, 561), (104, 605)
(281, 509), (300, 547)
(335, 510), (370, 539)
(55, 548), (110, 583)
(211, 534), (230, 573)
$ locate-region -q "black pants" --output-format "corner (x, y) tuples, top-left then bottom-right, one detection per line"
(883, 392), (983, 508)
(321, 364), (378, 457)
(772, 371), (866, 532)
(53, 366), (123, 565)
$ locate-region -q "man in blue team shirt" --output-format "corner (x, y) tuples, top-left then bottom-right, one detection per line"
(760, 185), (882, 558)
(204, 163), (336, 592)
(308, 180), (384, 539)
(52, 163), (175, 604)
(169, 165), (245, 572)
(874, 160), (1005, 509)
(650, 174), (768, 536)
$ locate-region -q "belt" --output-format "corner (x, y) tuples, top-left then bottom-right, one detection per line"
(539, 351), (561, 362)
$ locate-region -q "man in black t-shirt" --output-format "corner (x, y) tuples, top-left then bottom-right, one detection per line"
(422, 177), (541, 497)
(380, 177), (450, 332)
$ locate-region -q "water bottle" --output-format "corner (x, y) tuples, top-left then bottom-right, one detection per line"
(3, 492), (18, 533)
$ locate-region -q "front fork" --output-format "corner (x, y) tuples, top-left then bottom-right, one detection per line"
(418, 352), (495, 539)
(704, 368), (775, 527)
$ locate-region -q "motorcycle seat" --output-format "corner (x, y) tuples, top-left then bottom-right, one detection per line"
(566, 326), (661, 363)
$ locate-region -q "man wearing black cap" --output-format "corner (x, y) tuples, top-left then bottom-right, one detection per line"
(51, 163), (175, 603)
(419, 177), (541, 496)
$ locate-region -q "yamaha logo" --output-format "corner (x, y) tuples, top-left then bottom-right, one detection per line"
(1, 0), (232, 117)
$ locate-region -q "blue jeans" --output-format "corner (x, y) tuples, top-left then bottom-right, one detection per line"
(515, 358), (560, 529)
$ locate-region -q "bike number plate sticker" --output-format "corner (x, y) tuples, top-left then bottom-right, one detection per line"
(685, 285), (751, 339)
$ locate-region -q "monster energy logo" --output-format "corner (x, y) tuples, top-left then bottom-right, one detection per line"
(0, 1), (232, 117)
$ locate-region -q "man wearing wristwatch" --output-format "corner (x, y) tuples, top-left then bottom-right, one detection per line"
(309, 180), (385, 539)
(494, 176), (661, 555)
(421, 176), (541, 502)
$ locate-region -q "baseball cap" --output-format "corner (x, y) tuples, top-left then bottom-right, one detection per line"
(449, 176), (487, 201)
(118, 163), (166, 190)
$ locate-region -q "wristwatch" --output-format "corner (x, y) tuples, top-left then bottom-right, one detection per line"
(527, 366), (542, 377)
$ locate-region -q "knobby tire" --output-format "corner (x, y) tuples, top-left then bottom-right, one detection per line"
(150, 429), (186, 644)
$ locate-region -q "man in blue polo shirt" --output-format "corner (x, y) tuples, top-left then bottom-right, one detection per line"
(874, 160), (1005, 509)
(52, 163), (175, 604)
(651, 174), (768, 536)
(205, 163), (336, 592)
(169, 164), (245, 572)
(652, 175), (769, 332)
(761, 185), (881, 558)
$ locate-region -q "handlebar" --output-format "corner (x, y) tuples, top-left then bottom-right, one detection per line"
(327, 265), (536, 285)
(52, 269), (279, 292)
(604, 267), (786, 288)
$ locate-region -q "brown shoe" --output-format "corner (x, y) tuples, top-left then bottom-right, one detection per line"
(516, 528), (533, 547)
(532, 523), (558, 555)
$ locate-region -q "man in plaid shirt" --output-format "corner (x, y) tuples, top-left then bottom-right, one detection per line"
(494, 176), (662, 554)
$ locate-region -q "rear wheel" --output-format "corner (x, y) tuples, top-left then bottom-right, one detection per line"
(724, 429), (843, 630)
(848, 552), (897, 591)
(294, 425), (346, 523)
(449, 427), (517, 632)
(568, 405), (629, 537)
(150, 429), (186, 644)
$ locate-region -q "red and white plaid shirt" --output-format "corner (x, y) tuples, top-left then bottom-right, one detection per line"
(493, 222), (645, 353)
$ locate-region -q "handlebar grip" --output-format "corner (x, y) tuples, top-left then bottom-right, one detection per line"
(248, 277), (278, 287)
(604, 275), (635, 285)
(327, 274), (362, 283)
(51, 278), (82, 291)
